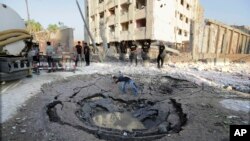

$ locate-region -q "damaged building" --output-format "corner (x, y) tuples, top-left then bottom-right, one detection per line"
(85, 0), (203, 48)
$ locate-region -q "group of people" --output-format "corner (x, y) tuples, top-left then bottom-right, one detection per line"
(45, 40), (168, 73)
(45, 41), (90, 73)
(74, 41), (90, 67)
(119, 41), (168, 68)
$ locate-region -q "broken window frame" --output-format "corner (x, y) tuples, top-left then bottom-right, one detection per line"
(99, 12), (104, 20)
(109, 7), (116, 16)
(136, 18), (147, 28)
(180, 13), (183, 21)
(180, 0), (184, 6)
(99, 0), (104, 4)
(121, 22), (129, 31)
(109, 25), (115, 33)
(185, 17), (189, 24)
(91, 16), (95, 23)
(121, 3), (129, 15)
(178, 29), (182, 35)
(136, 0), (147, 10)
(184, 31), (188, 37)
(186, 4), (190, 10)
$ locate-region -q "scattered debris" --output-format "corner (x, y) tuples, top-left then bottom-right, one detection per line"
(20, 129), (26, 133)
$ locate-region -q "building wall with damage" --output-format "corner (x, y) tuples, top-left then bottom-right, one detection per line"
(86, 0), (202, 45)
(197, 20), (250, 56)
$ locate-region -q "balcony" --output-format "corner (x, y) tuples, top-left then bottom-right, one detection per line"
(135, 8), (146, 20)
(120, 0), (126, 5)
(120, 12), (129, 23)
(134, 27), (146, 40)
(106, 0), (116, 9)
(98, 3), (105, 12)
(120, 31), (129, 40)
(109, 32), (116, 42)
(107, 15), (115, 25)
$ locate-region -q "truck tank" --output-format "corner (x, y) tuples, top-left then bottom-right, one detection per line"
(0, 3), (33, 81)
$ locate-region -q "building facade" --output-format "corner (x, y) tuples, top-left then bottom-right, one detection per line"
(86, 0), (203, 46)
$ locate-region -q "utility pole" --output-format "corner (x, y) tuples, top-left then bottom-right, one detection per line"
(75, 0), (96, 49)
(76, 0), (103, 62)
(25, 0), (30, 21)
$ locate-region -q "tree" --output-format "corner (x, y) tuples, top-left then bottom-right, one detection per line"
(46, 24), (59, 41)
(26, 19), (43, 33)
(47, 24), (59, 33)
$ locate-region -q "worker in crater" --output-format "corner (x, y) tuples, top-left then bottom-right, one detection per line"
(112, 75), (138, 96)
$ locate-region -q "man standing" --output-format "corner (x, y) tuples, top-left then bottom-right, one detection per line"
(141, 41), (151, 65)
(129, 41), (138, 66)
(75, 41), (82, 66)
(119, 41), (127, 61)
(157, 42), (166, 68)
(46, 41), (55, 72)
(84, 43), (90, 66)
(112, 75), (138, 96)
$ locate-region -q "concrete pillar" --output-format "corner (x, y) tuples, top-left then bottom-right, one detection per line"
(221, 29), (228, 54)
(215, 25), (221, 58)
(236, 33), (241, 54)
(246, 37), (250, 54)
(146, 0), (154, 39)
(190, 20), (196, 60)
(241, 35), (245, 54)
(228, 30), (234, 54)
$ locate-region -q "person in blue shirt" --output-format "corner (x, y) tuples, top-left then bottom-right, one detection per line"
(112, 75), (138, 96)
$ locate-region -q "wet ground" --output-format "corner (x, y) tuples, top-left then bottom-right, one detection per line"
(1, 74), (249, 141)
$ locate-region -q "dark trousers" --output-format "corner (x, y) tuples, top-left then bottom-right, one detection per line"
(141, 52), (149, 61)
(157, 55), (165, 68)
(119, 53), (126, 61)
(75, 55), (79, 66)
(47, 56), (53, 68)
(85, 54), (90, 66)
(129, 53), (137, 65)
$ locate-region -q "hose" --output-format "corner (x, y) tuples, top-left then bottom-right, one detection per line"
(0, 29), (31, 47)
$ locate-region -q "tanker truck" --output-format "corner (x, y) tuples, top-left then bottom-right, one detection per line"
(0, 4), (33, 81)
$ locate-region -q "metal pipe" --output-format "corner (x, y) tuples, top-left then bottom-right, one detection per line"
(75, 0), (97, 51)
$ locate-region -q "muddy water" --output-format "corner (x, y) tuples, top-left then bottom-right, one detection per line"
(92, 112), (146, 131)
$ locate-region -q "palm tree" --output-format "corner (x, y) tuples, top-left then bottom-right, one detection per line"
(26, 19), (43, 33)
(47, 24), (59, 33)
(46, 24), (59, 41)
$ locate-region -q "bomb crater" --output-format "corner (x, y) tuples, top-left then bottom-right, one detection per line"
(46, 74), (189, 141)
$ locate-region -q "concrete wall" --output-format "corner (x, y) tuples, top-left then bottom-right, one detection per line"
(198, 20), (250, 56)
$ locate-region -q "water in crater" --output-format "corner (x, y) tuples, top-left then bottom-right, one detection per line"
(92, 112), (146, 131)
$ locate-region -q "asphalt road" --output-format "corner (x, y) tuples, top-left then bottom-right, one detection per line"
(1, 80), (22, 94)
